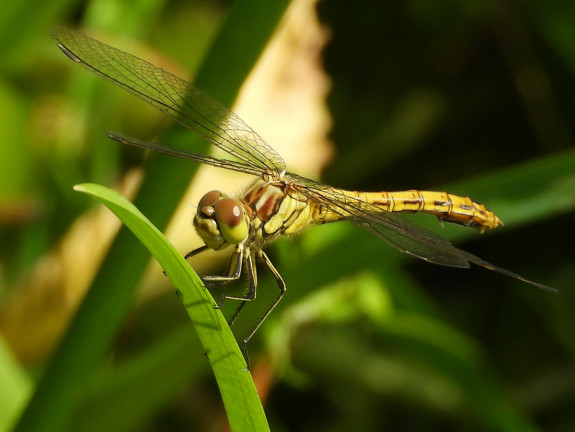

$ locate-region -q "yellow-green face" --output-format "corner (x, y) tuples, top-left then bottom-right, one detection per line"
(193, 190), (250, 251)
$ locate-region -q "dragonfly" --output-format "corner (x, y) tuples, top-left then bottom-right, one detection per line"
(52, 26), (554, 364)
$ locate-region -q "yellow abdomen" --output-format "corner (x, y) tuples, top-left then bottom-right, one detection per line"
(342, 189), (503, 232)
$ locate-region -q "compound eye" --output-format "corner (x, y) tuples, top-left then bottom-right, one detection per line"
(214, 199), (248, 244)
(197, 190), (221, 218)
(198, 190), (221, 209)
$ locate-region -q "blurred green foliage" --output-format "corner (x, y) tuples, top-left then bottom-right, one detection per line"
(1, 0), (575, 431)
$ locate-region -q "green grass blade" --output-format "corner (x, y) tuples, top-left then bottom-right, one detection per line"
(70, 183), (268, 431)
(0, 337), (31, 432)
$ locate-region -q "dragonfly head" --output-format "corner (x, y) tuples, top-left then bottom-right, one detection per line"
(193, 190), (250, 251)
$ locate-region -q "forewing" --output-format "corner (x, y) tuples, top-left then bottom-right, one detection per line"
(51, 26), (286, 175)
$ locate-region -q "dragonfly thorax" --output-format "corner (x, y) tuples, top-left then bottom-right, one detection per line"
(193, 190), (250, 251)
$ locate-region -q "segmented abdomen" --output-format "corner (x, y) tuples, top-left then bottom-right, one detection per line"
(343, 189), (503, 232)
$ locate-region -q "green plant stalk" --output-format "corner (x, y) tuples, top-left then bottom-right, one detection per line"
(13, 1), (290, 431)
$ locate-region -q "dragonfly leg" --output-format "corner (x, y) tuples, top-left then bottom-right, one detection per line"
(165, 245), (210, 279)
(207, 245), (247, 309)
(187, 245), (286, 370)
(227, 250), (258, 327)
(200, 244), (245, 285)
(225, 247), (267, 329)
(184, 245), (209, 260)
(185, 244), (245, 308)
(238, 250), (286, 369)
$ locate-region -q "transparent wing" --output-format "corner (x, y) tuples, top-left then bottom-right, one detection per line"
(51, 26), (286, 176)
(107, 131), (265, 177)
(287, 173), (555, 291)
